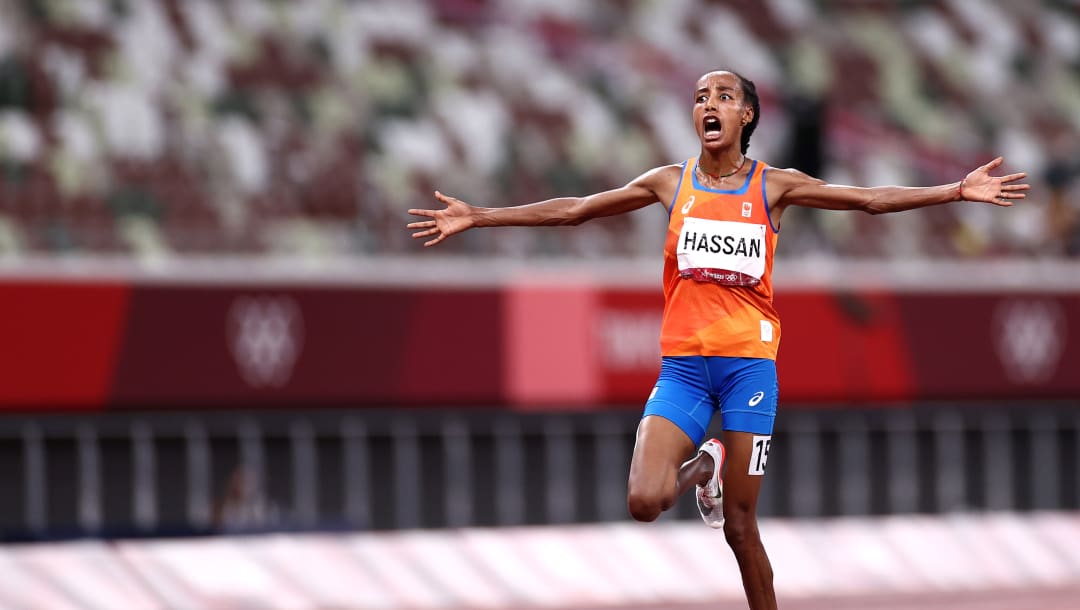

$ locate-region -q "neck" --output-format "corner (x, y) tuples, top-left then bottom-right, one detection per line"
(698, 149), (746, 178)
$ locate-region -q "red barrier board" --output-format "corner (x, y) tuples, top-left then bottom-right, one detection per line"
(0, 278), (1076, 409)
(0, 281), (128, 408)
(595, 289), (665, 405)
(776, 291), (916, 403)
(109, 286), (505, 407)
(898, 294), (1078, 399)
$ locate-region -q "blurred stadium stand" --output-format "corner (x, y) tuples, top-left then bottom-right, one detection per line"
(0, 0), (1076, 260)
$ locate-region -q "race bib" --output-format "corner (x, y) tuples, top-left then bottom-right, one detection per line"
(677, 217), (766, 286)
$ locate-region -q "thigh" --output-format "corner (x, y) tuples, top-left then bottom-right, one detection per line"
(628, 414), (697, 497)
(642, 356), (716, 447)
(715, 358), (778, 435)
(631, 357), (713, 493)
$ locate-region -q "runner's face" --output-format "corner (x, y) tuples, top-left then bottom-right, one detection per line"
(693, 72), (751, 153)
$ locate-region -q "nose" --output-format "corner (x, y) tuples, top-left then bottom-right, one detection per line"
(704, 95), (717, 112)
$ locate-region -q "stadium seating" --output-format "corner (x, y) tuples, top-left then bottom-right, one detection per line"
(0, 0), (1076, 260)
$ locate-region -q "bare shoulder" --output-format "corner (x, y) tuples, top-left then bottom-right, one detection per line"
(766, 166), (825, 189)
(765, 166), (827, 209)
(632, 163), (684, 188)
(629, 163), (684, 204)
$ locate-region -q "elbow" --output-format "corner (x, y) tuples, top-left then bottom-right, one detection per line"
(563, 201), (590, 225)
(863, 199), (887, 215)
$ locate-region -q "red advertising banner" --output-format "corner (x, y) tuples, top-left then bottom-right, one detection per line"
(0, 277), (1076, 410)
(0, 281), (129, 408)
(776, 291), (915, 403)
(595, 290), (665, 404)
(898, 294), (1078, 399)
(109, 286), (505, 408)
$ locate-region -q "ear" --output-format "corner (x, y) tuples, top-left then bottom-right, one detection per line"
(741, 105), (754, 126)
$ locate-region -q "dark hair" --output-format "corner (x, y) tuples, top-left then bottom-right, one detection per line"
(728, 70), (759, 155)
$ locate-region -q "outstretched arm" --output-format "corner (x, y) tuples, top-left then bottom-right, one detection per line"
(770, 157), (1029, 217)
(407, 165), (679, 247)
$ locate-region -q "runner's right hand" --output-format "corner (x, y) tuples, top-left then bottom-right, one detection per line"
(407, 191), (477, 247)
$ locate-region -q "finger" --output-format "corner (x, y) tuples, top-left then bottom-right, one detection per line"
(406, 220), (437, 229)
(999, 172), (1027, 183)
(412, 228), (439, 239)
(408, 208), (436, 218)
(436, 190), (466, 207)
(1000, 192), (1026, 199)
(424, 234), (447, 247)
(1000, 184), (1030, 192)
(983, 156), (1004, 170)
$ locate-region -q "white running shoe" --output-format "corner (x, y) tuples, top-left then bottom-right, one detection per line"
(695, 438), (726, 529)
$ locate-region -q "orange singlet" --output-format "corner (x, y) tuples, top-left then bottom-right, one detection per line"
(660, 157), (780, 359)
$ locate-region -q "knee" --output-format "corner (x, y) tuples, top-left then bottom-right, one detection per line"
(627, 487), (671, 523)
(723, 511), (760, 551)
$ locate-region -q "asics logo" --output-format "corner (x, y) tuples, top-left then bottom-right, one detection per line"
(681, 195), (696, 215)
(748, 391), (765, 407)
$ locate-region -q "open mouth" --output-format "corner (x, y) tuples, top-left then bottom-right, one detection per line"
(703, 116), (722, 139)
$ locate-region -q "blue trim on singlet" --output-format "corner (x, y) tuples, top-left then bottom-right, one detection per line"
(761, 166), (780, 234)
(690, 159), (758, 195)
(667, 160), (688, 215)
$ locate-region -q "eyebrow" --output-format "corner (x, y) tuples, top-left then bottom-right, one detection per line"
(695, 86), (737, 94)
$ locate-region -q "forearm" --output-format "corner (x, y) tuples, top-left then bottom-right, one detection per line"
(774, 159), (1025, 217)
(863, 182), (963, 214)
(472, 197), (588, 228)
(433, 174), (665, 235)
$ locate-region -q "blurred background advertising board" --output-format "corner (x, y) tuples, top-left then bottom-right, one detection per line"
(2, 258), (1078, 410)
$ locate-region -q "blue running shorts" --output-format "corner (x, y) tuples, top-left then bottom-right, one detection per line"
(642, 356), (778, 445)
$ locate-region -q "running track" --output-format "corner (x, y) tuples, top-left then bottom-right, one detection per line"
(580, 587), (1080, 610)
(6, 514), (1079, 608)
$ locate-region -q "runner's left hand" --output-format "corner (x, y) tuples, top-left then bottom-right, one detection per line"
(961, 157), (1029, 206)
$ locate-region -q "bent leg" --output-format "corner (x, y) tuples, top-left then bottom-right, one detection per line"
(629, 357), (716, 522)
(722, 429), (776, 610)
(626, 415), (698, 522)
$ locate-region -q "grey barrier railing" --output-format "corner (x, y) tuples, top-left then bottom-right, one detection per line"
(1, 403), (1077, 540)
